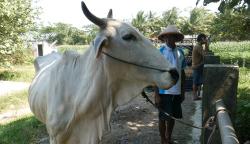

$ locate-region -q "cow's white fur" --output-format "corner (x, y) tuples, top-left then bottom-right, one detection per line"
(29, 11), (176, 144)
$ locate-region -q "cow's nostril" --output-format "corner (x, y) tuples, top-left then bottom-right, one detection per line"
(169, 68), (179, 83)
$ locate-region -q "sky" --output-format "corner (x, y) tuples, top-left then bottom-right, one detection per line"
(35, 0), (220, 28)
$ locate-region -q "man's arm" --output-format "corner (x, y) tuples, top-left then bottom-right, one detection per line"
(204, 40), (209, 52)
(153, 86), (160, 107)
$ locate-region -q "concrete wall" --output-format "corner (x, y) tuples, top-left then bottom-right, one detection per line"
(202, 64), (239, 144)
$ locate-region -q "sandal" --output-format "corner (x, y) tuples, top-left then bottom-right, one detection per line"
(193, 96), (202, 101)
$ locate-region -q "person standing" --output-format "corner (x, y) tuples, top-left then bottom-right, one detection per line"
(155, 25), (186, 144)
(192, 33), (209, 100)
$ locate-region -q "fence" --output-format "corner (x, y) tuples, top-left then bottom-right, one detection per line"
(202, 53), (240, 144)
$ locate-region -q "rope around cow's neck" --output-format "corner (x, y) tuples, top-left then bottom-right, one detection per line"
(102, 51), (208, 129)
(101, 51), (169, 72)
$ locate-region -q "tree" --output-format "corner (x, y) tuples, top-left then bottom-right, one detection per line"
(144, 12), (163, 38)
(83, 24), (99, 44)
(210, 9), (250, 40)
(131, 8), (182, 38)
(0, 0), (36, 66)
(131, 11), (148, 35)
(180, 8), (215, 35)
(197, 0), (250, 13)
(39, 23), (87, 45)
(197, 0), (249, 41)
(161, 7), (180, 26)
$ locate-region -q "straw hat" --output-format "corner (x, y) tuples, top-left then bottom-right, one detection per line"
(158, 25), (184, 42)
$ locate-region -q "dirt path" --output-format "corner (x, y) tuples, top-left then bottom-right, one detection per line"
(0, 107), (31, 124)
(100, 91), (201, 144)
(37, 91), (201, 144)
(0, 80), (31, 124)
(0, 80), (30, 97)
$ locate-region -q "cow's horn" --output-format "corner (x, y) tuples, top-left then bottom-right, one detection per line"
(81, 1), (106, 28)
(107, 9), (113, 18)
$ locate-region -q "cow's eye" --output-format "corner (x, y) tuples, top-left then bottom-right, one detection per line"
(122, 34), (136, 41)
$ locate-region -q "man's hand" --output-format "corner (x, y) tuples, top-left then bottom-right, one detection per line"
(155, 93), (160, 107)
(153, 86), (160, 107)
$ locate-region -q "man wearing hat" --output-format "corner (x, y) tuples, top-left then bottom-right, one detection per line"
(154, 25), (186, 144)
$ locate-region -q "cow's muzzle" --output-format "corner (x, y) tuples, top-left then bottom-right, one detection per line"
(169, 68), (179, 84)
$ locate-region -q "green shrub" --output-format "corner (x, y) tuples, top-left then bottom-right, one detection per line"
(0, 71), (21, 81)
(0, 65), (35, 82)
(0, 45), (34, 67)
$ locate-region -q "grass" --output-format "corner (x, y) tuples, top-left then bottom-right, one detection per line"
(235, 67), (250, 142)
(0, 90), (29, 113)
(0, 65), (35, 82)
(0, 90), (48, 144)
(210, 41), (250, 52)
(210, 41), (250, 143)
(0, 116), (47, 144)
(210, 41), (250, 67)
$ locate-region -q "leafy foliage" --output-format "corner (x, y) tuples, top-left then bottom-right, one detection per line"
(131, 11), (148, 35)
(39, 23), (86, 45)
(130, 7), (249, 41)
(37, 23), (98, 45)
(210, 10), (250, 41)
(180, 8), (215, 35)
(0, 65), (35, 82)
(198, 0), (250, 13)
(131, 8), (182, 38)
(0, 0), (36, 66)
(161, 7), (180, 26)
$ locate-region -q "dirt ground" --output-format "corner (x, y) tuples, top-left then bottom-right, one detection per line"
(37, 91), (200, 144)
(0, 81), (29, 97)
(100, 91), (199, 144)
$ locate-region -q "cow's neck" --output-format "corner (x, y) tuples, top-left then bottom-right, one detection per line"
(64, 48), (114, 143)
(70, 48), (148, 143)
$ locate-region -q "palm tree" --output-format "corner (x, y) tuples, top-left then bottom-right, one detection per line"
(131, 11), (147, 34)
(182, 8), (215, 35)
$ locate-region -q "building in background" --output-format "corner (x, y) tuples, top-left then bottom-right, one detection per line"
(30, 40), (57, 57)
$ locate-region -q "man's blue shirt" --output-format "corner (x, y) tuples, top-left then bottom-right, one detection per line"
(159, 45), (186, 95)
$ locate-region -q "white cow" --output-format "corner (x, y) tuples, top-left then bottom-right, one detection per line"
(28, 1), (179, 144)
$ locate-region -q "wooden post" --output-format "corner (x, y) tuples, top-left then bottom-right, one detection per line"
(202, 64), (239, 144)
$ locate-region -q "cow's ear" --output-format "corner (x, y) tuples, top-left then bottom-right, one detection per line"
(93, 35), (108, 58)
